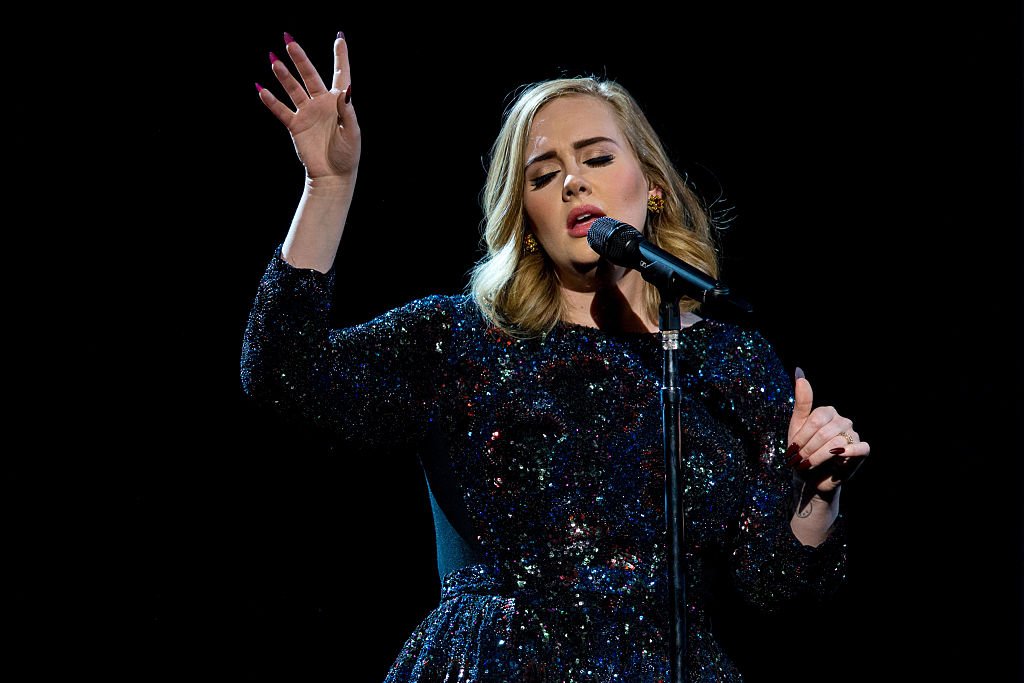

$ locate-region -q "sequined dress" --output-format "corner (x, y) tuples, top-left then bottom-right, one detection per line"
(240, 246), (847, 682)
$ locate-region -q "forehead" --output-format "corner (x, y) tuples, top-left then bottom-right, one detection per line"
(527, 95), (622, 144)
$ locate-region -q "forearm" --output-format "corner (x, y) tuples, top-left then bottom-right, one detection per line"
(281, 173), (357, 273)
(789, 487), (840, 547)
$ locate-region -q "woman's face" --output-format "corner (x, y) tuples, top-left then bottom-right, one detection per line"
(522, 95), (655, 287)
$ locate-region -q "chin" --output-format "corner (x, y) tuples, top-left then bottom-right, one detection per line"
(568, 251), (601, 270)
(571, 254), (625, 281)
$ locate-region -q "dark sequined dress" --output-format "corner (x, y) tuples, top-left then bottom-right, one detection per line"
(241, 246), (847, 682)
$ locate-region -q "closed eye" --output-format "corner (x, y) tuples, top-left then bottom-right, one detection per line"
(528, 155), (616, 190)
(530, 171), (558, 189)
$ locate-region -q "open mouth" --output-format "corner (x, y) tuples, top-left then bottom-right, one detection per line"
(567, 206), (605, 237)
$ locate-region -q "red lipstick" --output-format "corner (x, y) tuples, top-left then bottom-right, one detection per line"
(566, 204), (606, 238)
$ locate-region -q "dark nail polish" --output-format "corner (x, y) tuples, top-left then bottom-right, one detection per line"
(255, 82), (264, 92)
(797, 458), (812, 471)
(344, 84), (352, 104)
(269, 51), (278, 64)
(283, 32), (295, 45)
(786, 452), (802, 467)
(785, 443), (800, 459)
(337, 31), (345, 40)
(795, 366), (805, 381)
(829, 447), (846, 455)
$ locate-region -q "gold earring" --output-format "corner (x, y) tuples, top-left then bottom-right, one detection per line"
(647, 194), (665, 214)
(524, 232), (540, 255)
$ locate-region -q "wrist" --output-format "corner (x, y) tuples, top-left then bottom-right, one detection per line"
(303, 172), (357, 195)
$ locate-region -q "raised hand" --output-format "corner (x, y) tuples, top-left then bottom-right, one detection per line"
(256, 32), (360, 180)
(785, 368), (870, 494)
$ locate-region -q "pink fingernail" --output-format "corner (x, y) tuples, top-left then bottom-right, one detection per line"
(255, 82), (264, 92)
(269, 51), (278, 64)
(283, 32), (295, 45)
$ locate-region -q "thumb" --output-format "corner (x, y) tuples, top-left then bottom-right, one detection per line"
(789, 366), (813, 440)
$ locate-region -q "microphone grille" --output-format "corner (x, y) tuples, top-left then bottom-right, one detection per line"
(588, 217), (641, 262)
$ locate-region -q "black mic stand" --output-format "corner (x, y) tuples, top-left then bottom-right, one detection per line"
(648, 271), (749, 683)
(586, 213), (752, 681)
(658, 293), (688, 683)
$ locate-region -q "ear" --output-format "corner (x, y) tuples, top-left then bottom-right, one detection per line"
(648, 186), (663, 200)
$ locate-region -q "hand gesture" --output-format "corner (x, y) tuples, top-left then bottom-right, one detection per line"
(785, 368), (870, 494)
(256, 32), (360, 179)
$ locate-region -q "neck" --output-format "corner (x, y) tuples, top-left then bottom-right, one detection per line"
(558, 266), (658, 333)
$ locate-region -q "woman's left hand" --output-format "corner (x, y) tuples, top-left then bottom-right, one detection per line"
(785, 369), (870, 493)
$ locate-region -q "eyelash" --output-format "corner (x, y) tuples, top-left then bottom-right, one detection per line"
(529, 155), (615, 189)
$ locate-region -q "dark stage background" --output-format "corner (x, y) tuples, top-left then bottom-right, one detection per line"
(92, 6), (1021, 681)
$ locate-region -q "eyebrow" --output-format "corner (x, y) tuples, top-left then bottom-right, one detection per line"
(524, 136), (618, 170)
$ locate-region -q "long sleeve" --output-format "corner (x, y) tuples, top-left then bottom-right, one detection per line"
(707, 326), (848, 612)
(240, 245), (455, 451)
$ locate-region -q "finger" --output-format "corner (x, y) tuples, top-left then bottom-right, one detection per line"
(271, 54), (312, 109)
(792, 443), (870, 489)
(788, 368), (813, 443)
(800, 435), (866, 470)
(255, 84), (295, 127)
(795, 412), (854, 463)
(332, 36), (355, 128)
(828, 443), (870, 483)
(330, 33), (351, 93)
(828, 442), (870, 461)
(284, 35), (329, 97)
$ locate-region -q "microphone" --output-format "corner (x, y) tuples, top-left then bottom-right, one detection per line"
(587, 217), (752, 313)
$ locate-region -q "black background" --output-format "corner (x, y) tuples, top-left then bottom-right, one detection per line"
(74, 5), (1022, 681)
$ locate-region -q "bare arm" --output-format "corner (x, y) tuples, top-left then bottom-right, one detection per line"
(256, 33), (361, 273)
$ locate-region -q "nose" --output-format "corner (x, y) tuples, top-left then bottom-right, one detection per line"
(562, 172), (590, 200)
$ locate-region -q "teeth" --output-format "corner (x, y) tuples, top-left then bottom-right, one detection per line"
(577, 214), (591, 222)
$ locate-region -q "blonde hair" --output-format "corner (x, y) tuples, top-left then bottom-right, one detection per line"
(468, 76), (720, 337)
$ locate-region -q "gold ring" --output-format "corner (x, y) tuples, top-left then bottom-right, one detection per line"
(838, 430), (855, 445)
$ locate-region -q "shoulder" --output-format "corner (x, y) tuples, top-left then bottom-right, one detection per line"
(692, 317), (772, 349)
(379, 293), (483, 329)
(693, 319), (793, 407)
(693, 318), (787, 377)
(408, 293), (481, 322)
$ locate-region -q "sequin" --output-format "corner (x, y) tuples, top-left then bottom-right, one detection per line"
(241, 246), (848, 682)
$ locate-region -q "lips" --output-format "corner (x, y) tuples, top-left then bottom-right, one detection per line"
(566, 204), (605, 238)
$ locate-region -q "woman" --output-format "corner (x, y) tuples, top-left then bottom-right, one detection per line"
(241, 32), (869, 681)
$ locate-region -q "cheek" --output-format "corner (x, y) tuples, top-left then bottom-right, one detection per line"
(522, 193), (554, 234)
(611, 168), (650, 214)
(522, 196), (537, 230)
(626, 167), (650, 199)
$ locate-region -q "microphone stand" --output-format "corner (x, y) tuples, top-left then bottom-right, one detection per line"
(589, 215), (750, 682)
(654, 280), (746, 683)
(658, 294), (688, 683)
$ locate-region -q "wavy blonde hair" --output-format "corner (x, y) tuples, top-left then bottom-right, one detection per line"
(469, 76), (720, 337)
